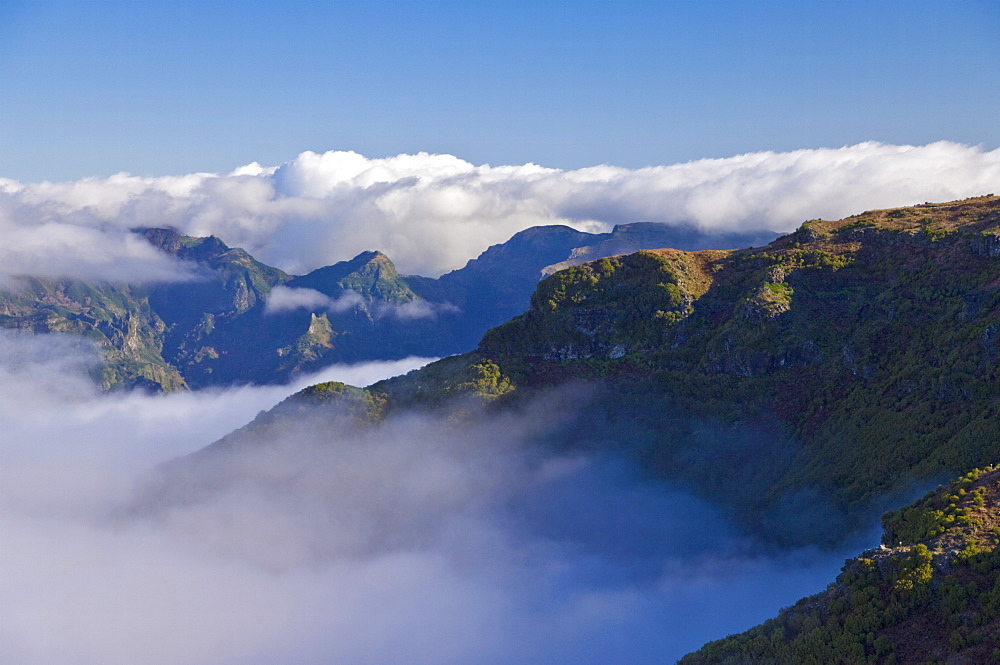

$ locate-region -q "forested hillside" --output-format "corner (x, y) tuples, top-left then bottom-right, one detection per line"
(473, 195), (1000, 530)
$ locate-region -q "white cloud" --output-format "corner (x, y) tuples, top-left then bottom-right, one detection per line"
(0, 329), (434, 514)
(263, 286), (348, 314)
(390, 299), (460, 320)
(264, 285), (458, 319)
(0, 219), (201, 283)
(2, 142), (998, 281)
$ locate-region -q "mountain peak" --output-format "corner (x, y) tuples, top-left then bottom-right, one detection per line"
(290, 250), (417, 303)
(136, 227), (231, 259)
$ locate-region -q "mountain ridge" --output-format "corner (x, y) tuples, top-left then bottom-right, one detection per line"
(0, 220), (765, 389)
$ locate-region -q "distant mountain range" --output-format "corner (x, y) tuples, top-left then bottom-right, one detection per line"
(0, 221), (772, 389)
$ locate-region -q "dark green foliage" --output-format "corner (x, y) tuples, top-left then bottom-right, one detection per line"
(480, 249), (710, 361)
(269, 196), (1000, 548)
(160, 196), (999, 663)
(0, 276), (186, 390)
(1, 230), (441, 389)
(0, 229), (298, 390)
(0, 219), (781, 390)
(295, 380), (386, 424)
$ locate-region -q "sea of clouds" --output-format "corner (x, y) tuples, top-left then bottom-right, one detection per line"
(1, 141), (998, 283)
(0, 330), (874, 664)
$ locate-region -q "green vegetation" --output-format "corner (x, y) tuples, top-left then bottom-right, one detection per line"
(0, 230), (432, 390)
(682, 467), (1000, 664)
(480, 249), (718, 363)
(295, 380), (386, 424)
(292, 250), (418, 303)
(748, 281), (794, 318)
(367, 354), (515, 412)
(882, 467), (997, 546)
(0, 276), (187, 390)
(276, 313), (336, 369)
(51, 197), (995, 548)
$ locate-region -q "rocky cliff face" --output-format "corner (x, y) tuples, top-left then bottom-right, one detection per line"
(291, 250), (417, 303)
(0, 276), (184, 390)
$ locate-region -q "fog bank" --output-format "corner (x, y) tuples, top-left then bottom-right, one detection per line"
(2, 141), (997, 281)
(0, 331), (866, 664)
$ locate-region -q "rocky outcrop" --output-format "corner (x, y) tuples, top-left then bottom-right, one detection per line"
(970, 232), (1000, 258)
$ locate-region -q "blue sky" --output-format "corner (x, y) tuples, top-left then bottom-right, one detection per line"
(2, 0), (997, 181)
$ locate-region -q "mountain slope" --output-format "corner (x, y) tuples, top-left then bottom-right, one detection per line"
(407, 223), (775, 351)
(138, 228), (294, 385)
(681, 466), (1000, 664)
(290, 250), (418, 303)
(132, 195), (1000, 662)
(179, 249), (460, 386)
(0, 276), (184, 390)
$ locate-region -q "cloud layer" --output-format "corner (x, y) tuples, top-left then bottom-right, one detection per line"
(264, 286), (363, 314)
(2, 141), (998, 281)
(263, 285), (459, 319)
(0, 330), (871, 665)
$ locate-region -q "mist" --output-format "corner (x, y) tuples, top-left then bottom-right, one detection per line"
(264, 285), (459, 320)
(0, 330), (873, 664)
(2, 141), (998, 281)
